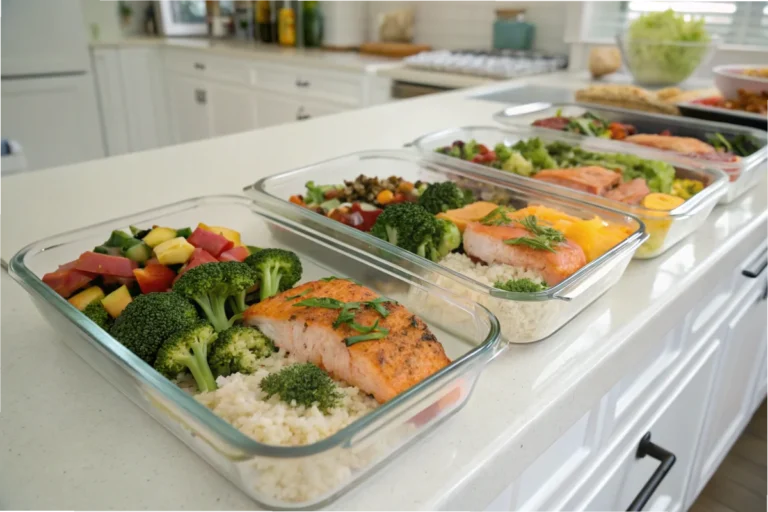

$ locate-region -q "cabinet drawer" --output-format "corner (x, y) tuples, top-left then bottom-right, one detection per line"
(563, 341), (719, 511)
(257, 64), (363, 107)
(164, 50), (253, 87)
(164, 49), (209, 75)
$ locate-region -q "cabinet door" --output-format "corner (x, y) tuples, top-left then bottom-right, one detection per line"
(254, 91), (304, 128)
(1, 75), (105, 170)
(207, 82), (259, 137)
(92, 49), (131, 156)
(165, 73), (210, 144)
(689, 268), (768, 499)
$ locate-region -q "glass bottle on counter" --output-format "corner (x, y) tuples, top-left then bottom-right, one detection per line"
(303, 1), (323, 48)
(278, 0), (296, 46)
(255, 0), (273, 43)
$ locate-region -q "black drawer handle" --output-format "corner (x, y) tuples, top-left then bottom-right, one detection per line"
(194, 62), (206, 71)
(295, 79), (310, 88)
(743, 253), (767, 278)
(626, 432), (676, 511)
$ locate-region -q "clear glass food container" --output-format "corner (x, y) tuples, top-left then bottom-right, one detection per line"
(493, 102), (767, 204)
(8, 195), (502, 509)
(410, 126), (728, 259)
(245, 149), (647, 344)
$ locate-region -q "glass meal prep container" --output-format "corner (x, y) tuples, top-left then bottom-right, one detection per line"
(493, 103), (767, 205)
(410, 126), (728, 259)
(8, 195), (503, 509)
(245, 149), (647, 344)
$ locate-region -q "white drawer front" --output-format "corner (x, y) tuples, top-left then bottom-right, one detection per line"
(257, 64), (363, 107)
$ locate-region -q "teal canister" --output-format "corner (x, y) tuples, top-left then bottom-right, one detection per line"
(493, 9), (534, 51)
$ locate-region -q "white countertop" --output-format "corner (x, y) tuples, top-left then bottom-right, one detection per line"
(2, 76), (766, 510)
(90, 36), (402, 74)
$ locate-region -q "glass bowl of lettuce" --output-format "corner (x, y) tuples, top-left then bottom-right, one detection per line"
(618, 9), (718, 86)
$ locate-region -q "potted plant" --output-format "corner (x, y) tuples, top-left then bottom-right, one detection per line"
(119, 1), (133, 27)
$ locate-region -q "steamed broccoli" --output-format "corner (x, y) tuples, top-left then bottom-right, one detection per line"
(83, 301), (112, 330)
(110, 292), (199, 364)
(494, 143), (512, 162)
(209, 325), (276, 377)
(418, 181), (472, 214)
(154, 322), (218, 392)
(244, 248), (303, 302)
(511, 138), (558, 171)
(494, 278), (548, 293)
(260, 363), (342, 413)
(501, 150), (535, 176)
(370, 202), (439, 261)
(435, 219), (461, 259)
(172, 262), (256, 332)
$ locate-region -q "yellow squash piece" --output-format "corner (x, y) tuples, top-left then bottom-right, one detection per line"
(153, 236), (195, 265)
(642, 193), (685, 211)
(101, 285), (132, 318)
(198, 223), (242, 246)
(143, 227), (177, 248)
(436, 202), (499, 232)
(68, 286), (105, 311)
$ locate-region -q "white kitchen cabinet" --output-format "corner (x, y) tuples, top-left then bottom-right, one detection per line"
(686, 251), (768, 504)
(575, 342), (718, 512)
(207, 82), (259, 137)
(165, 73), (211, 144)
(255, 90), (344, 128)
(92, 49), (131, 156)
(1, 74), (104, 170)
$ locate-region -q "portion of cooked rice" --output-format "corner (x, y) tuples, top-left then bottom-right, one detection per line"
(410, 253), (565, 343)
(195, 350), (378, 447)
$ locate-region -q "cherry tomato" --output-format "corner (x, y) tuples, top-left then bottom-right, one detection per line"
(477, 144), (489, 155)
(350, 203), (383, 231)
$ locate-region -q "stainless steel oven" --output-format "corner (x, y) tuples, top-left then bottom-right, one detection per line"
(391, 81), (451, 99)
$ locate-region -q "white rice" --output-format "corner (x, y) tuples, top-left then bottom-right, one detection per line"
(194, 350), (378, 447)
(409, 253), (565, 343)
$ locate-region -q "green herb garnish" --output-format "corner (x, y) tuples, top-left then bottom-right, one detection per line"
(494, 278), (548, 293)
(320, 276), (363, 285)
(345, 329), (390, 346)
(364, 297), (396, 317)
(294, 294), (394, 344)
(294, 297), (345, 309)
(504, 215), (566, 253)
(480, 206), (515, 226)
(285, 288), (312, 300)
(505, 236), (558, 252)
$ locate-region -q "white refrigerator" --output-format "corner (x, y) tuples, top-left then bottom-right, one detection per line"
(2, 0), (105, 171)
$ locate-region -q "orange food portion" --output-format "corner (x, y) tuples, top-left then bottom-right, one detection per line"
(624, 134), (716, 155)
(243, 279), (450, 404)
(604, 178), (650, 205)
(463, 222), (587, 285)
(436, 201), (499, 232)
(533, 166), (621, 195)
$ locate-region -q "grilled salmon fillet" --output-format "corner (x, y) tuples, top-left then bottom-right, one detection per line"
(463, 222), (587, 285)
(533, 166), (621, 196)
(624, 134), (716, 155)
(243, 279), (450, 404)
(603, 178), (650, 204)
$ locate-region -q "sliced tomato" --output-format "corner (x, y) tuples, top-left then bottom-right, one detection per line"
(42, 268), (96, 298)
(57, 259), (81, 271)
(350, 203), (383, 231)
(471, 154), (485, 163)
(133, 264), (177, 294)
(187, 228), (234, 257)
(75, 251), (138, 277)
(484, 151), (497, 163)
(477, 144), (489, 155)
(174, 248), (218, 284)
(102, 274), (137, 290)
(145, 257), (161, 266)
(219, 245), (250, 262)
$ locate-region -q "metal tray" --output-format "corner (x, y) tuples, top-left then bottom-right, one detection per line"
(8, 195), (502, 509)
(494, 102), (767, 204)
(246, 149), (647, 343)
(410, 125), (728, 259)
(678, 100), (767, 131)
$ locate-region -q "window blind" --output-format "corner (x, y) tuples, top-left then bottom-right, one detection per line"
(586, 0), (768, 47)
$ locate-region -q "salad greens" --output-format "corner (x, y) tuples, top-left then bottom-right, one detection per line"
(706, 133), (761, 158)
(625, 9), (711, 85)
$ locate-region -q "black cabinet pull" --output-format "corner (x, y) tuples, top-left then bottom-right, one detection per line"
(741, 249), (768, 277)
(295, 79), (310, 88)
(195, 89), (207, 105)
(194, 62), (206, 71)
(626, 432), (676, 511)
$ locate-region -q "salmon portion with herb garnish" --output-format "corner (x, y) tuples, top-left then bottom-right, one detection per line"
(603, 178), (650, 204)
(624, 134), (717, 155)
(243, 278), (450, 403)
(463, 217), (587, 286)
(533, 166), (621, 196)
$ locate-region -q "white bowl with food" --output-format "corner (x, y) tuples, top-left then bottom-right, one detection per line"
(714, 65), (768, 98)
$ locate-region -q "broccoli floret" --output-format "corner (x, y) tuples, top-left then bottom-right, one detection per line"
(418, 181), (471, 214)
(494, 278), (548, 293)
(244, 248), (303, 302)
(370, 203), (440, 261)
(435, 219), (461, 259)
(172, 262), (257, 332)
(154, 322), (218, 392)
(110, 292), (199, 364)
(512, 138), (558, 171)
(260, 363), (342, 413)
(494, 143), (512, 162)
(463, 139), (480, 160)
(501, 150), (535, 176)
(209, 325), (276, 377)
(83, 301), (112, 330)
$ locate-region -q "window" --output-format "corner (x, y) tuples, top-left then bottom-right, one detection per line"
(585, 1), (768, 47)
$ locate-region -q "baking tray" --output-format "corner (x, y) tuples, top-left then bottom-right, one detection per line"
(8, 195), (502, 509)
(245, 149), (647, 343)
(410, 125), (728, 259)
(493, 102), (767, 204)
(678, 100), (767, 131)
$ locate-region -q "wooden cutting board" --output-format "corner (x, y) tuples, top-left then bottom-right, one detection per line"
(359, 42), (432, 58)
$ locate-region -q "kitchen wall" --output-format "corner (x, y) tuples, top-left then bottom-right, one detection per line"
(80, 0), (151, 42)
(367, 1), (569, 54)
